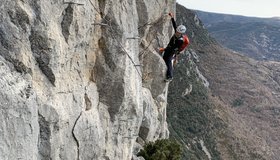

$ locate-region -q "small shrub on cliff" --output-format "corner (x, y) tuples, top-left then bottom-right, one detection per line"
(232, 97), (244, 107)
(137, 139), (182, 160)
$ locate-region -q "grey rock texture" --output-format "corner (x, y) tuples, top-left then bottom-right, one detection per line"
(0, 57), (39, 160)
(0, 0), (174, 159)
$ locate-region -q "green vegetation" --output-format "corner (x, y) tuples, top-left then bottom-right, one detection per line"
(167, 55), (224, 160)
(137, 139), (183, 160)
(232, 97), (244, 107)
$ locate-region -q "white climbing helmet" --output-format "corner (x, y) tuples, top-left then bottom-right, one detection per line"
(176, 25), (186, 34)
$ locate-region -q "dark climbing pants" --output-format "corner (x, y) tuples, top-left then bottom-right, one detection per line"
(163, 52), (174, 79)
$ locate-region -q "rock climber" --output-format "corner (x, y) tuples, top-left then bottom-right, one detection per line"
(159, 12), (189, 82)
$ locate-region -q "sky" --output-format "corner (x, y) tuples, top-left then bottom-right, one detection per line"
(176, 0), (280, 18)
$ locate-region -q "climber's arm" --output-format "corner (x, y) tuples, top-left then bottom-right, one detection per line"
(169, 13), (177, 32)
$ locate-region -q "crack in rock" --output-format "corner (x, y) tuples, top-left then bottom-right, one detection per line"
(29, 29), (55, 86)
(72, 112), (83, 160)
(61, 4), (74, 43)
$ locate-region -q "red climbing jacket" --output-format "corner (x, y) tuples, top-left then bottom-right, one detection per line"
(178, 35), (190, 52)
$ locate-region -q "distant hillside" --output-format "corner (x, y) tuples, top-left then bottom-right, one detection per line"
(196, 10), (280, 26)
(167, 3), (280, 160)
(196, 10), (280, 61)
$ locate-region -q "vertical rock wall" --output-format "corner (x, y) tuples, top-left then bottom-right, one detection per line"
(0, 0), (175, 159)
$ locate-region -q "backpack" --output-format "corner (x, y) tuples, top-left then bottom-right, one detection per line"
(179, 35), (190, 52)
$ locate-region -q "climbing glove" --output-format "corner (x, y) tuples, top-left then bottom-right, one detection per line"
(168, 12), (174, 18)
(159, 48), (165, 53)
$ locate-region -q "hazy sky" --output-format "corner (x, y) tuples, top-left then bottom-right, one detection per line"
(177, 0), (280, 18)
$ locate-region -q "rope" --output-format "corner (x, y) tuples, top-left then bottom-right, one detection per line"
(89, 0), (142, 78)
(138, 15), (168, 57)
(137, 2), (171, 57)
(88, 0), (173, 79)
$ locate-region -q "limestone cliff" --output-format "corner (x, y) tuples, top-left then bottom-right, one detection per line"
(0, 0), (175, 159)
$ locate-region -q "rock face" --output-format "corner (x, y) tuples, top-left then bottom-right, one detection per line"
(0, 0), (174, 159)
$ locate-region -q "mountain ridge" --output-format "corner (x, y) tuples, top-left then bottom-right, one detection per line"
(195, 10), (280, 26)
(195, 10), (280, 61)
